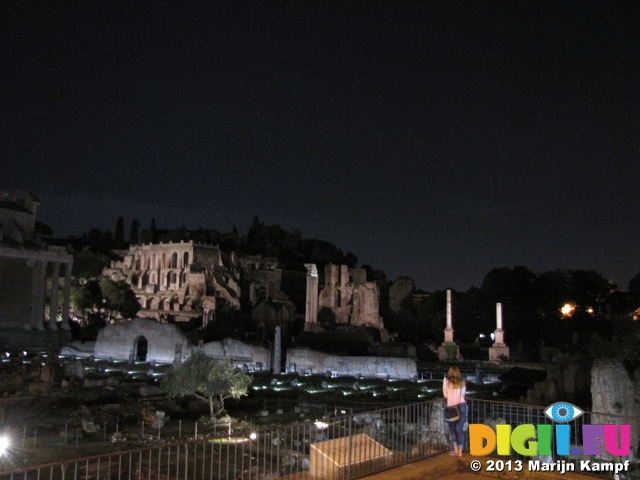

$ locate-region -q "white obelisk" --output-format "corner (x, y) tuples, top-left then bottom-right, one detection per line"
(489, 302), (509, 361)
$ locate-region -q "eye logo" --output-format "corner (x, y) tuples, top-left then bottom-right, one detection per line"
(544, 402), (584, 423)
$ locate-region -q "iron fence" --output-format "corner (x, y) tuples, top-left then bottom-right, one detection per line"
(0, 400), (448, 480)
(2, 399), (638, 480)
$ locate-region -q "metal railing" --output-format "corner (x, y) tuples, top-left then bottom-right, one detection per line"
(2, 398), (638, 480)
(0, 400), (449, 480)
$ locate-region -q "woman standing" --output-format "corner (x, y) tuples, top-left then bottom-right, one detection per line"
(442, 365), (467, 456)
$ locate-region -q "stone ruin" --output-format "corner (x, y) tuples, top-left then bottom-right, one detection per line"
(286, 347), (417, 380)
(63, 318), (271, 371)
(103, 242), (296, 328)
(591, 358), (640, 460)
(0, 190), (74, 346)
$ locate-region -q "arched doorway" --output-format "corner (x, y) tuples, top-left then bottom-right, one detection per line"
(135, 336), (148, 362)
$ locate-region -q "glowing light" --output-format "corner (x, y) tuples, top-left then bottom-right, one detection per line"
(315, 421), (329, 430)
(586, 307), (594, 315)
(249, 432), (257, 440)
(0, 435), (9, 455)
(561, 303), (576, 317)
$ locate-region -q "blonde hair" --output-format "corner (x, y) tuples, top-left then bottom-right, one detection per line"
(446, 366), (465, 388)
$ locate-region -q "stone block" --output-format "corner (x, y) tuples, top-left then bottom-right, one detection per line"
(309, 433), (393, 480)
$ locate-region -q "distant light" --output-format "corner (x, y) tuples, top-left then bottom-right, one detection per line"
(561, 303), (575, 317)
(490, 333), (495, 341)
(478, 333), (485, 339)
(249, 432), (257, 440)
(315, 421), (329, 430)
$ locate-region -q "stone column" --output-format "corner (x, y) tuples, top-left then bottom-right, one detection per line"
(438, 289), (458, 361)
(304, 263), (319, 327)
(61, 261), (72, 329)
(489, 302), (510, 362)
(273, 325), (282, 375)
(48, 261), (60, 329)
(444, 289), (454, 342)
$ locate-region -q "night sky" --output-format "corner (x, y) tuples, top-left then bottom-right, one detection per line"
(2, 1), (639, 291)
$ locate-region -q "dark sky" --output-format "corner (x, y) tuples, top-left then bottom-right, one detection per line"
(2, 1), (639, 291)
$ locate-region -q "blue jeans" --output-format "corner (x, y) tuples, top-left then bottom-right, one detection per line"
(447, 402), (467, 451)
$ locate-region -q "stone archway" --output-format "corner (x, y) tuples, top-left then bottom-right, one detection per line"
(135, 336), (148, 362)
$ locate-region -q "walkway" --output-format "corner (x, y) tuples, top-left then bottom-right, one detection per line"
(361, 454), (607, 480)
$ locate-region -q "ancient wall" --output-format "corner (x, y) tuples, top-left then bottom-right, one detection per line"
(591, 358), (640, 459)
(104, 241), (294, 324)
(94, 318), (192, 364)
(104, 241), (228, 321)
(286, 347), (417, 380)
(0, 256), (34, 328)
(317, 264), (384, 329)
(202, 338), (270, 371)
(0, 191), (73, 333)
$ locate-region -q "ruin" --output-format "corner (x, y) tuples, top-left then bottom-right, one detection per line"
(0, 191), (73, 349)
(286, 347), (417, 380)
(103, 242), (295, 327)
(489, 302), (510, 362)
(437, 289), (458, 361)
(63, 317), (271, 370)
(316, 264), (384, 330)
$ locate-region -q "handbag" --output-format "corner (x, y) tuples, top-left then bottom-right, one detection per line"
(443, 405), (460, 422)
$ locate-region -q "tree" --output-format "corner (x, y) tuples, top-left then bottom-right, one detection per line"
(71, 279), (103, 317)
(163, 350), (251, 417)
(71, 246), (111, 278)
(114, 217), (125, 249)
(99, 277), (141, 320)
(130, 219), (141, 245)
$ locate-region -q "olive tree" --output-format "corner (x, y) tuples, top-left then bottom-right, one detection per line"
(162, 350), (251, 417)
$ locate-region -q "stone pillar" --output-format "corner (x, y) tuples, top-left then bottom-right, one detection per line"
(444, 289), (453, 342)
(273, 325), (282, 375)
(489, 302), (510, 362)
(30, 260), (46, 330)
(304, 263), (319, 327)
(438, 289), (458, 361)
(48, 261), (60, 329)
(61, 261), (72, 329)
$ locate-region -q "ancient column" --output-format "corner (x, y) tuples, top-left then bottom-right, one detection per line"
(61, 261), (72, 329)
(444, 289), (454, 342)
(48, 261), (60, 329)
(273, 325), (282, 375)
(489, 302), (510, 362)
(304, 263), (319, 327)
(438, 289), (458, 361)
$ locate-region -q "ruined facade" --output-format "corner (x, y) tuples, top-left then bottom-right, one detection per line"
(103, 242), (295, 326)
(0, 191), (73, 343)
(317, 264), (384, 329)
